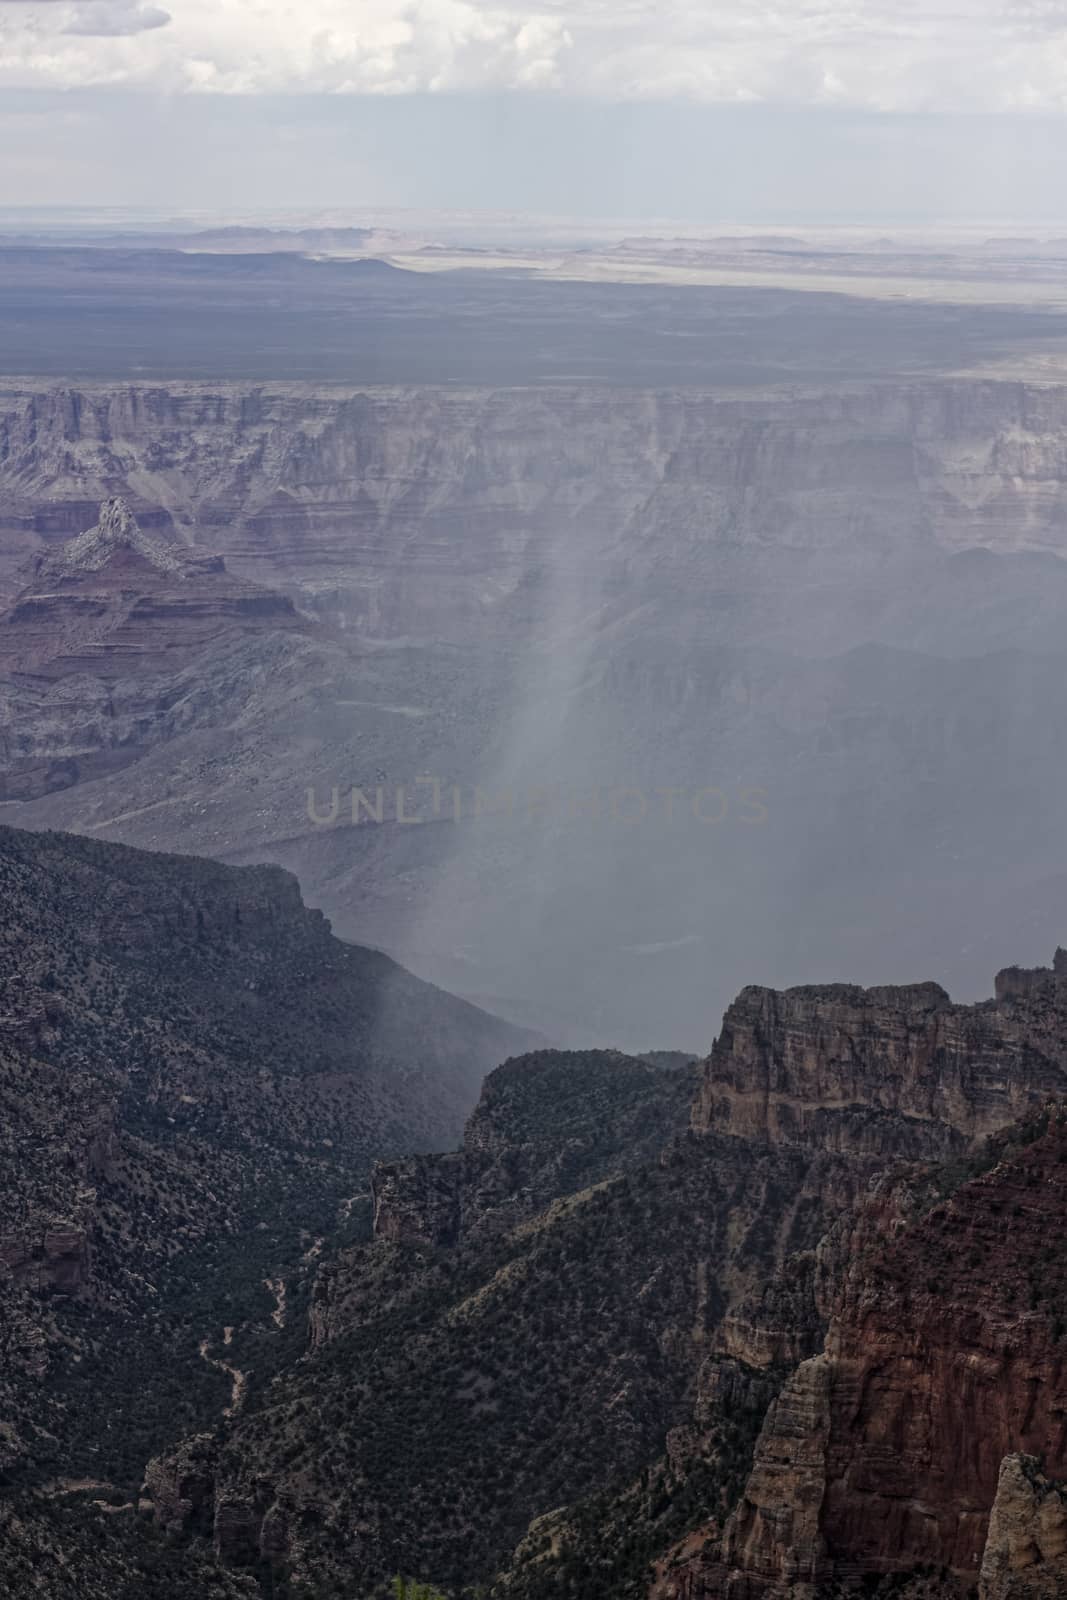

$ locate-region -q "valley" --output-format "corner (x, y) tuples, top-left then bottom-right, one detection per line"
(2, 236), (1067, 1599)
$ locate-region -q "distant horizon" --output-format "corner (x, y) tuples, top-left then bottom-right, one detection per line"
(2, 88), (1067, 224)
(11, 203), (1067, 225)
(7, 202), (1067, 238)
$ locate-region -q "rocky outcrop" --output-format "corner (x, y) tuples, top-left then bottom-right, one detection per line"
(371, 1050), (698, 1252)
(372, 1152), (471, 1248)
(142, 1433), (218, 1538)
(143, 1401), (308, 1570)
(979, 1455), (1067, 1600)
(0, 1228), (92, 1297)
(213, 1498), (266, 1566)
(717, 1252), (824, 1371)
(713, 1354), (832, 1600)
(995, 949), (1067, 1004)
(0, 496), (301, 678)
(0, 497), (308, 799)
(692, 977), (1067, 1153)
(34, 497), (197, 583)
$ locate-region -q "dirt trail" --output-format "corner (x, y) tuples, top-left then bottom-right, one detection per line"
(198, 1336), (248, 1418)
(198, 1255), (315, 1423)
(337, 1192), (367, 1224)
(85, 796), (186, 831)
(265, 1276), (287, 1330)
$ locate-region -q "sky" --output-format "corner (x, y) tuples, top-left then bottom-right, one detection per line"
(0, 0), (1066, 219)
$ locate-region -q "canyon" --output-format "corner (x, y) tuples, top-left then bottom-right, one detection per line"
(2, 252), (1067, 1599)
(3, 812), (1067, 1597)
(121, 947), (1067, 1600)
(5, 377), (1067, 1043)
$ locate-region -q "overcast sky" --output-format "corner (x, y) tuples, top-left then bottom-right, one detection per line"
(0, 0), (1066, 219)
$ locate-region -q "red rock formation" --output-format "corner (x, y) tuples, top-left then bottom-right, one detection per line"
(670, 1113), (1067, 1598)
(820, 1115), (1067, 1584)
(653, 964), (1067, 1599)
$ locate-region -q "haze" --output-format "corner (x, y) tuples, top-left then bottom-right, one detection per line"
(2, 0), (1067, 221)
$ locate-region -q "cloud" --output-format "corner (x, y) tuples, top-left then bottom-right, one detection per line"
(0, 0), (170, 42)
(63, 4), (170, 35)
(0, 0), (1065, 110)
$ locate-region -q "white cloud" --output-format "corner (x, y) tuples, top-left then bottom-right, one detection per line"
(0, 0), (1066, 109)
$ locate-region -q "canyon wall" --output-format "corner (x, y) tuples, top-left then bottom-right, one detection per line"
(5, 382), (1067, 640)
(656, 968), (1067, 1600)
(700, 1114), (1067, 1598)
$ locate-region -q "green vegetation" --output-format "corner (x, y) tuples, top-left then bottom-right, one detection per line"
(214, 1128), (824, 1595)
(392, 1580), (449, 1600)
(0, 824), (510, 1598)
(494, 1361), (783, 1600)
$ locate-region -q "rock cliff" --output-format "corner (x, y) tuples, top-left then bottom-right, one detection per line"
(9, 384), (1067, 619)
(222, 949), (1067, 1597)
(693, 977), (1067, 1152)
(662, 1107), (1067, 1599)
(500, 962), (1067, 1600)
